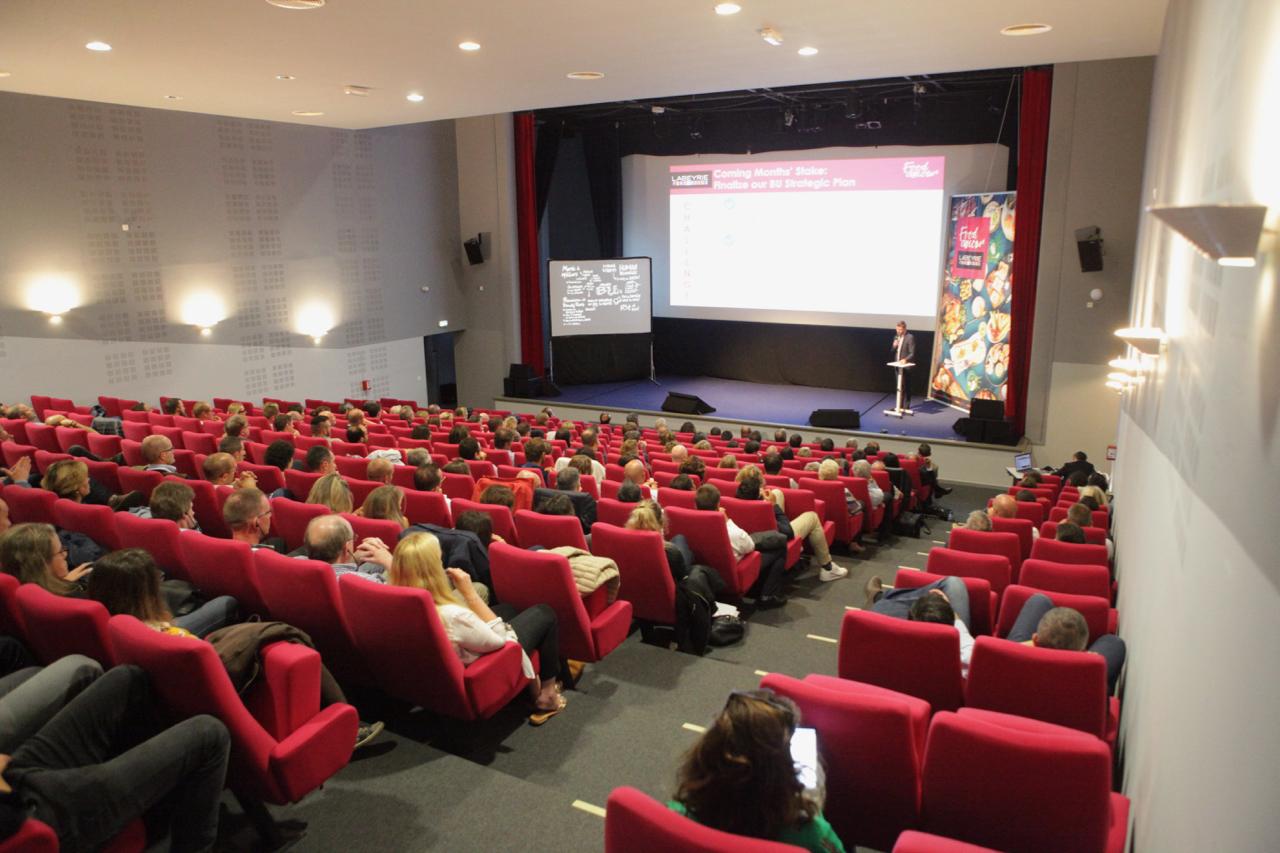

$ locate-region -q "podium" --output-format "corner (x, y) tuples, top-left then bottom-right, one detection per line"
(884, 360), (915, 418)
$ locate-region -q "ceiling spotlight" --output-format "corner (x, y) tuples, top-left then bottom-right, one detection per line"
(1000, 23), (1053, 36)
(163, 94), (183, 101)
(406, 92), (425, 103)
(797, 46), (818, 56)
(566, 71), (605, 80)
(458, 41), (481, 51)
(759, 27), (783, 46)
(344, 85), (372, 96)
(291, 110), (324, 117)
(85, 41), (112, 52)
(265, 0), (326, 9)
(437, 320), (449, 328)
(714, 2), (742, 14)
(275, 74), (296, 80)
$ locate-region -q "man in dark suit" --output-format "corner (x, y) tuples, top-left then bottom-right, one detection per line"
(891, 321), (917, 408)
(1057, 451), (1097, 482)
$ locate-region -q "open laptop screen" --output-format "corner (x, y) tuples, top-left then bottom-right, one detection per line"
(1013, 452), (1032, 471)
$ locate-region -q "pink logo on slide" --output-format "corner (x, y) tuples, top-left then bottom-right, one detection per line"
(902, 160), (940, 179)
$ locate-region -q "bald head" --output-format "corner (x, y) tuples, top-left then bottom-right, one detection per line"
(304, 514), (354, 564)
(989, 494), (1018, 519)
(624, 459), (648, 485)
(670, 444), (689, 463)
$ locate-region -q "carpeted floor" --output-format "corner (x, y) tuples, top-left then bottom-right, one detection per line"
(215, 484), (998, 853)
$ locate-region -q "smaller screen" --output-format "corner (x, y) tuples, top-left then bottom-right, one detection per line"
(1014, 452), (1032, 471)
(791, 726), (820, 793)
(549, 258), (652, 338)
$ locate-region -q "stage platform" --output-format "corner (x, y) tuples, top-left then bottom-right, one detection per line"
(544, 374), (962, 439)
(495, 374), (1027, 488)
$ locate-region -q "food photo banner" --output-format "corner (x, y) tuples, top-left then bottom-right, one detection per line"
(928, 192), (1015, 410)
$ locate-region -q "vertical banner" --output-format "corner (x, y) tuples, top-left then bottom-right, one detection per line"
(928, 192), (1016, 410)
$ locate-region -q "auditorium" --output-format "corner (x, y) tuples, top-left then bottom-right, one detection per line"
(0, 1), (1276, 850)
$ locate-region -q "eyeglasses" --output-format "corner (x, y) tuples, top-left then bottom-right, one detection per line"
(55, 546), (69, 558)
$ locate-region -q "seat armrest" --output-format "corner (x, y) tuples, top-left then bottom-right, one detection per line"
(243, 641), (321, 740)
(267, 703), (358, 803)
(588, 599), (634, 659)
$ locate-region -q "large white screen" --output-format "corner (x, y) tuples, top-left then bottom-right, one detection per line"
(625, 144), (1009, 330)
(549, 258), (652, 337)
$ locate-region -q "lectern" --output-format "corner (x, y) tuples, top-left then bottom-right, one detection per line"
(884, 361), (914, 418)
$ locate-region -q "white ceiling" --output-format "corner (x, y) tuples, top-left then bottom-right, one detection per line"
(0, 0), (1168, 130)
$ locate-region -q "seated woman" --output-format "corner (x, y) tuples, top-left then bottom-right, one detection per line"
(306, 472), (354, 514)
(625, 500), (701, 586)
(670, 689), (845, 853)
(43, 458), (145, 514)
(87, 548), (238, 638)
(818, 458), (865, 554)
(0, 522), (92, 596)
(382, 532), (567, 724)
(356, 484), (409, 529)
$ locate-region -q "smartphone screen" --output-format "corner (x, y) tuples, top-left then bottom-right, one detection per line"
(790, 726), (820, 793)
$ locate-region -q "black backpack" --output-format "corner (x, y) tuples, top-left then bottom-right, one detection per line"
(893, 511), (930, 538)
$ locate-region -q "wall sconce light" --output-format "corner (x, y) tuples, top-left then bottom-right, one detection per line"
(296, 302), (336, 345)
(27, 274), (80, 324)
(1107, 356), (1147, 373)
(1148, 203), (1269, 267)
(1115, 326), (1166, 355)
(1106, 371), (1142, 386)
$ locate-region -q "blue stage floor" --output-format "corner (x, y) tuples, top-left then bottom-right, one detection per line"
(552, 375), (964, 441)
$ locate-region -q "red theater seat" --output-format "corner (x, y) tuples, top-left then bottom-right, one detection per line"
(590, 523), (676, 626)
(838, 609), (963, 712)
(514, 509), (588, 551)
(604, 786), (803, 853)
(664, 506), (761, 600)
(15, 584), (115, 666)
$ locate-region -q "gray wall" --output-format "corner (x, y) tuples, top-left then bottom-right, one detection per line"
(1110, 0), (1280, 847)
(0, 91), (466, 403)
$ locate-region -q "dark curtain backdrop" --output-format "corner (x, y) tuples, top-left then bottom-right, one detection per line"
(551, 333), (651, 385)
(515, 113), (545, 375)
(653, 318), (932, 397)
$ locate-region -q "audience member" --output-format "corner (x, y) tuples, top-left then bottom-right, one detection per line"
(139, 435), (180, 475)
(306, 473), (353, 514)
(1058, 450), (1096, 481)
(864, 575), (974, 675)
(88, 548), (237, 638)
(735, 466), (847, 583)
(1006, 597), (1126, 692)
(0, 522), (92, 594)
(1054, 521), (1087, 544)
(302, 514), (386, 583)
(989, 493), (1038, 538)
(222, 487), (284, 552)
(963, 510), (993, 531)
(366, 457), (394, 485)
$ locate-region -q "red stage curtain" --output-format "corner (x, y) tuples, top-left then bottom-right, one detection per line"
(514, 112), (545, 375)
(1006, 67), (1053, 436)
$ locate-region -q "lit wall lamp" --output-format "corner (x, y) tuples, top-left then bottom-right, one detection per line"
(180, 292), (228, 339)
(296, 302), (336, 345)
(1106, 371), (1143, 386)
(26, 275), (80, 324)
(1147, 203), (1269, 267)
(1107, 356), (1147, 373)
(1114, 326), (1166, 355)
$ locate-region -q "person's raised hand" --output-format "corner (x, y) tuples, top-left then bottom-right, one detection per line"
(66, 563), (94, 582)
(355, 538), (392, 569)
(7, 456), (32, 483)
(445, 568), (475, 596)
(927, 588), (951, 604)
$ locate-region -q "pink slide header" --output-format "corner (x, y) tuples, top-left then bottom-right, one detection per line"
(669, 156), (945, 194)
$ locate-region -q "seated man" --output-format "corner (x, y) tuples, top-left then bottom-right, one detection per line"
(458, 436), (487, 462)
(623, 459), (657, 500)
(304, 445), (335, 476)
(366, 457), (394, 485)
(616, 480), (643, 504)
(667, 473), (695, 492)
(988, 493), (1038, 538)
(161, 398), (186, 417)
(222, 487), (286, 552)
(695, 483), (791, 608)
(864, 575), (975, 675)
(139, 434), (180, 476)
(962, 509), (993, 531)
(137, 481), (200, 531)
(1006, 597), (1125, 693)
(310, 414), (332, 439)
(488, 428), (516, 466)
(1057, 450), (1096, 481)
(218, 435), (246, 464)
(1066, 501), (1113, 557)
(301, 514), (387, 583)
(915, 442), (951, 496)
(521, 438), (552, 486)
(734, 466), (847, 583)
(202, 451), (257, 489)
(550, 467), (596, 534)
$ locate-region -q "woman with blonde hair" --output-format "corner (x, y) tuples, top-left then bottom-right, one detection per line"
(225, 402), (245, 417)
(670, 689), (844, 852)
(1077, 484), (1109, 509)
(388, 532), (567, 724)
(356, 484), (408, 528)
(717, 454), (737, 469)
(624, 500), (709, 589)
(306, 473), (354, 514)
(0, 522), (92, 594)
(42, 459), (92, 502)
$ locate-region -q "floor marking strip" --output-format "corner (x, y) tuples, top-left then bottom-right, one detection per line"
(916, 551), (931, 557)
(682, 722), (707, 734)
(754, 669), (769, 677)
(806, 633), (839, 644)
(572, 800), (607, 818)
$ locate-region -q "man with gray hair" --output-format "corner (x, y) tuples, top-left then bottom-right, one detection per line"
(140, 434), (179, 475)
(1005, 594), (1126, 693)
(301, 514), (387, 583)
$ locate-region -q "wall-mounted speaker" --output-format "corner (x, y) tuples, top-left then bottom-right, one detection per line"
(463, 235), (484, 266)
(1074, 226), (1104, 273)
(661, 391), (715, 415)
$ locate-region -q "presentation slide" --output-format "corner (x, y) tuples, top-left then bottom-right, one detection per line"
(549, 257), (652, 337)
(623, 144), (1009, 330)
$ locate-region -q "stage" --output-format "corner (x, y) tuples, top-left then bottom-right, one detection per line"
(535, 374), (965, 439)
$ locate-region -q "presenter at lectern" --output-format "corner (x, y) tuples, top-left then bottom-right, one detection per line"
(891, 321), (916, 408)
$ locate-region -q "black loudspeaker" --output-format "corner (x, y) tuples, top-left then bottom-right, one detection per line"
(539, 377), (562, 397)
(808, 408), (861, 429)
(463, 236), (484, 266)
(970, 399), (1004, 421)
(661, 391), (716, 415)
(1074, 226), (1104, 273)
(508, 363), (534, 381)
(953, 416), (1020, 445)
(503, 377), (538, 397)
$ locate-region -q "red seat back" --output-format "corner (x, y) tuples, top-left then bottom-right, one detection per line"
(175, 476), (232, 539)
(15, 584), (115, 666)
(345, 477), (383, 508)
(838, 610), (964, 712)
(718, 495), (777, 533)
(284, 469), (323, 501)
(1019, 558), (1111, 600)
(595, 498), (636, 527)
(2, 483), (57, 524)
(947, 528), (1023, 582)
(990, 516), (1035, 561)
(965, 637), (1110, 738)
(253, 550), (361, 677)
(270, 498), (331, 551)
(116, 512), (188, 580)
(925, 548), (1012, 596)
(32, 449), (72, 475)
(0, 573), (25, 638)
(664, 506), (761, 599)
(604, 786), (801, 853)
(52, 498), (122, 550)
(339, 577), (527, 720)
(340, 513), (404, 545)
(181, 431), (218, 454)
(450, 498), (517, 545)
(920, 709), (1123, 853)
(333, 455), (368, 479)
(656, 487), (697, 509)
(402, 490), (452, 527)
(178, 533), (269, 616)
(53, 427), (89, 454)
(995, 585), (1111, 645)
(118, 467), (163, 498)
(590, 523), (675, 624)
(764, 673), (928, 850)
(893, 569), (996, 637)
(1029, 538), (1109, 566)
(514, 509), (588, 551)
(798, 478), (858, 543)
(23, 423), (60, 452)
(440, 472), (475, 501)
(1039, 521), (1108, 546)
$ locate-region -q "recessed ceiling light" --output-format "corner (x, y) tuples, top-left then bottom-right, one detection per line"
(406, 92), (425, 103)
(291, 110), (324, 117)
(0, 71), (11, 78)
(714, 2), (742, 14)
(265, 0), (325, 9)
(1000, 23), (1053, 36)
(85, 41), (112, 52)
(797, 46), (818, 56)
(458, 41), (481, 51)
(163, 94), (183, 100)
(567, 71), (605, 80)
(759, 27), (783, 46)
(275, 74), (296, 80)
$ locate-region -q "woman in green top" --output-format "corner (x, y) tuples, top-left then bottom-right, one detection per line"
(669, 689), (845, 853)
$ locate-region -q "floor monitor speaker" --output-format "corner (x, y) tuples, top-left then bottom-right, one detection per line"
(808, 408), (861, 429)
(969, 398), (1004, 421)
(661, 391), (716, 415)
